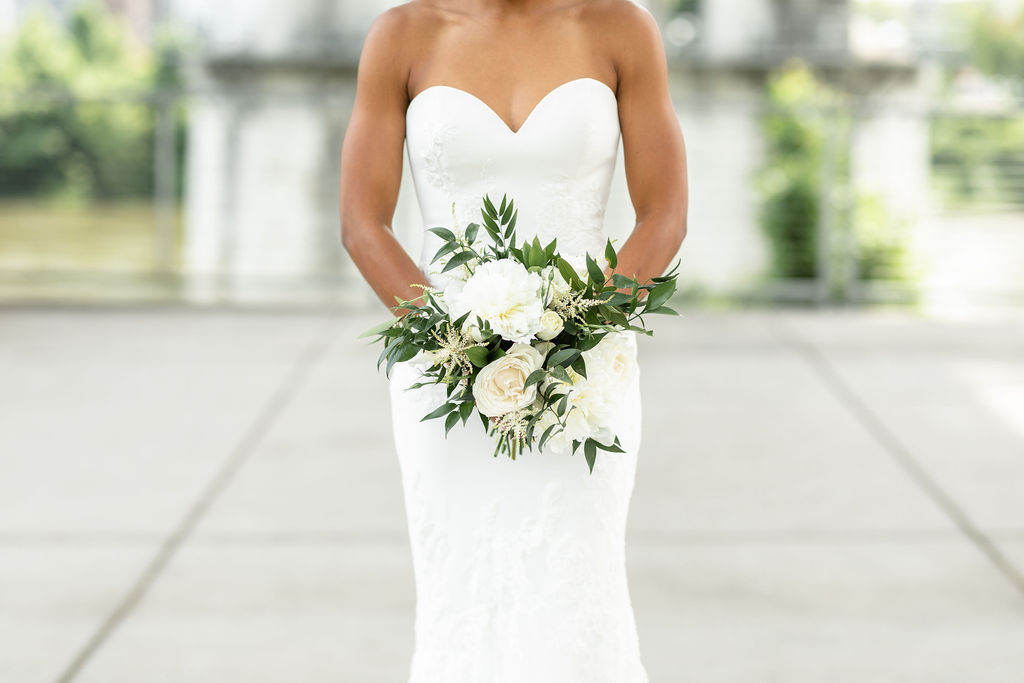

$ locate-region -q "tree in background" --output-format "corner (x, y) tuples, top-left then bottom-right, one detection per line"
(755, 60), (913, 298)
(967, 2), (1024, 83)
(929, 2), (1024, 210)
(0, 1), (186, 201)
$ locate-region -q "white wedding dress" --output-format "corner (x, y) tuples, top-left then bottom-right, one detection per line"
(388, 76), (649, 683)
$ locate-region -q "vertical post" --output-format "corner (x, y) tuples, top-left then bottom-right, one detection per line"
(843, 104), (859, 305)
(816, 106), (838, 305)
(153, 92), (176, 274)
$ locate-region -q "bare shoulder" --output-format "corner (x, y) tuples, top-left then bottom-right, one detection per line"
(582, 0), (664, 82)
(362, 2), (449, 97)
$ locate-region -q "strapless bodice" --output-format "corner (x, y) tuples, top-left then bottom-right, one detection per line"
(404, 77), (621, 287)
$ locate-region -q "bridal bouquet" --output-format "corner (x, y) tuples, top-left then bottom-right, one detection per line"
(361, 193), (679, 473)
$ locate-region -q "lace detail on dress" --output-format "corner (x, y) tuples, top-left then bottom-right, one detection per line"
(420, 121), (457, 198)
(405, 469), (648, 683)
(534, 172), (608, 260)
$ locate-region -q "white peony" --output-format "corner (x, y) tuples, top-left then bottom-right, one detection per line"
(582, 331), (637, 395)
(472, 343), (545, 417)
(535, 310), (564, 341)
(449, 259), (545, 343)
(535, 332), (635, 454)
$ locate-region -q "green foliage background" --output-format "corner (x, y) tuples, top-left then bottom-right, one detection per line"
(0, 1), (187, 201)
(754, 60), (913, 290)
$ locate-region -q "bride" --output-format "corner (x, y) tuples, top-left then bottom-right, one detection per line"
(339, 0), (687, 680)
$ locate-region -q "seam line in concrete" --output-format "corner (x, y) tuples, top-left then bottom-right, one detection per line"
(767, 314), (1024, 597)
(53, 313), (341, 683)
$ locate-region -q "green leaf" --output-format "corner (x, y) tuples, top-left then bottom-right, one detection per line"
(441, 251), (476, 273)
(464, 345), (489, 367)
(538, 422), (559, 449)
(586, 253), (605, 287)
(421, 402), (457, 421)
(604, 292), (634, 307)
(648, 305), (680, 316)
(430, 240), (460, 264)
(427, 226), (456, 242)
(604, 238), (618, 270)
(556, 257), (585, 290)
(529, 238), (544, 268)
(543, 238), (558, 261)
(524, 368), (547, 389)
(464, 222), (479, 244)
(444, 410), (460, 436)
(547, 348), (580, 368)
(501, 198), (514, 224)
(499, 193), (507, 216)
(594, 439), (625, 453)
(507, 208), (518, 233)
(643, 279), (677, 312)
(556, 393), (569, 416)
(549, 365), (572, 385)
(584, 439), (597, 473)
(358, 319), (396, 339)
(459, 400), (474, 424)
(482, 194), (497, 217)
(610, 273), (637, 289)
(570, 354), (587, 378)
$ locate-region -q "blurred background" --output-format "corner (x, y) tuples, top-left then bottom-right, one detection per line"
(1, 0), (1023, 681)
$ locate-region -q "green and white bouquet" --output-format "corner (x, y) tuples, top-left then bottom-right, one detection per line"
(362, 193), (679, 473)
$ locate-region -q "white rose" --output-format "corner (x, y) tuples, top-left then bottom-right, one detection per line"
(535, 310), (564, 341)
(472, 343), (545, 417)
(451, 259), (544, 343)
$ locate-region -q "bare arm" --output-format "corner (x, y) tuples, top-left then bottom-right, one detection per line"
(603, 2), (689, 288)
(339, 7), (430, 317)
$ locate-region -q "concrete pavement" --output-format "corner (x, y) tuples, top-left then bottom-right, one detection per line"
(1, 305), (1023, 682)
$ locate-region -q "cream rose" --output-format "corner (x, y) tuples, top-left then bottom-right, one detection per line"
(472, 343), (545, 417)
(535, 310), (564, 341)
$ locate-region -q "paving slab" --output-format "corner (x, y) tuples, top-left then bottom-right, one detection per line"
(631, 313), (956, 536)
(772, 310), (1024, 536)
(72, 542), (415, 683)
(0, 309), (331, 534)
(628, 539), (1024, 683)
(3, 306), (1022, 683)
(63, 536), (1024, 683)
(0, 544), (157, 683)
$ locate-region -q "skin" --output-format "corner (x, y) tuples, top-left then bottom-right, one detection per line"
(339, 0), (688, 316)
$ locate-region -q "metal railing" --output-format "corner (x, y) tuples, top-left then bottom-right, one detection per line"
(0, 88), (1022, 307)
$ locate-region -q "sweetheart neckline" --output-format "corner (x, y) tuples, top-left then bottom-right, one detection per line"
(406, 76), (617, 136)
